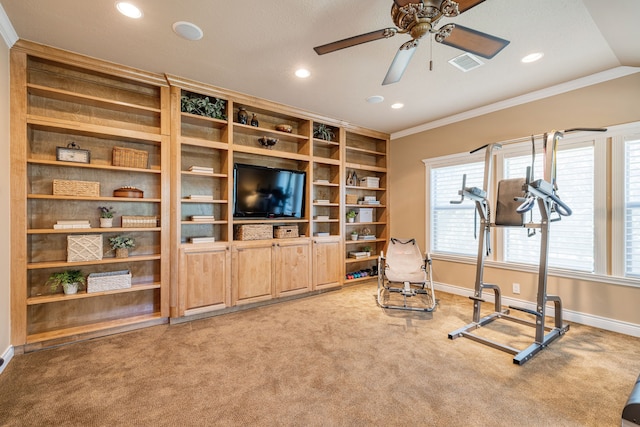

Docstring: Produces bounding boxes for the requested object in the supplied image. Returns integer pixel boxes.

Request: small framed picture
[56,142,91,164]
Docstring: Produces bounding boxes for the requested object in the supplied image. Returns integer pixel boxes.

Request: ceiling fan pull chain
[429,34,433,71]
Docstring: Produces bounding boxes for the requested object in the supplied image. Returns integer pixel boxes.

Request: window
[502,143,595,272]
[426,156,484,256]
[624,136,640,277]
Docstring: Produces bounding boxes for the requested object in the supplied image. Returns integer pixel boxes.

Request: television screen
[233,163,306,218]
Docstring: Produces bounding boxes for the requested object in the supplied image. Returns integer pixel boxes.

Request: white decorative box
[67,234,103,262]
[359,177,380,188]
[87,270,132,293]
[358,208,374,223]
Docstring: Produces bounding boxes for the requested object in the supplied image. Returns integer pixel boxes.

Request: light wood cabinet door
[274,238,312,297]
[313,237,342,289]
[232,241,274,305]
[179,244,230,315]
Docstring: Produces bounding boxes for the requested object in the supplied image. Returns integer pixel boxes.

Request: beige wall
[390,72,640,327]
[0,37,11,359]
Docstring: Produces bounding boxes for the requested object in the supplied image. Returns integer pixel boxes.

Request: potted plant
[350,230,359,241]
[98,206,115,228]
[109,235,135,258]
[180,92,227,120]
[362,245,372,257]
[313,123,335,141]
[47,270,85,295]
[346,210,357,223]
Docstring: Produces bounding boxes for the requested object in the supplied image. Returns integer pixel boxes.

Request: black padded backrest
[623,374,640,424]
[495,178,526,226]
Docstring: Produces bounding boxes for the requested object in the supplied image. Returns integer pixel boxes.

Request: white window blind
[503,145,594,272]
[625,137,640,277]
[430,161,484,256]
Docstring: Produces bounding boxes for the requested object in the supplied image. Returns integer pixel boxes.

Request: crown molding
[391,66,640,140]
[0,3,18,48]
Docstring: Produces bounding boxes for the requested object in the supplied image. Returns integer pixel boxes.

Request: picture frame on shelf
[56,142,91,164]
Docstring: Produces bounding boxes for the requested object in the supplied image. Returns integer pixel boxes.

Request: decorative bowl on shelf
[275,124,293,133]
[258,137,278,149]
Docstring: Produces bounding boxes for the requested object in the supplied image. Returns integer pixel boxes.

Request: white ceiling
[2,0,639,136]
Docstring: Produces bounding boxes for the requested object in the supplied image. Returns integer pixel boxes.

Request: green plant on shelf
[313,123,335,141]
[98,206,115,218]
[180,92,227,120]
[109,235,135,250]
[346,210,357,219]
[47,270,85,293]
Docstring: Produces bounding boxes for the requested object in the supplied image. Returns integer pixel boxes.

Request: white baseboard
[0,345,14,375]
[435,282,640,338]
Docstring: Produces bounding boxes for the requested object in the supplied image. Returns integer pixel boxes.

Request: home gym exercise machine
[447,128,604,365]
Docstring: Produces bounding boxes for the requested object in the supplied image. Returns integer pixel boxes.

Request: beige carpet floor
[1,283,639,426]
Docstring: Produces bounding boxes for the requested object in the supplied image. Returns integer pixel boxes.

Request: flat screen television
[233,163,306,218]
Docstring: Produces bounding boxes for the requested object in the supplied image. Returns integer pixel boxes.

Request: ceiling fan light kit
[314,0,510,85]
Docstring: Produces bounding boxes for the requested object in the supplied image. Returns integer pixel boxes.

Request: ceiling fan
[313,0,510,85]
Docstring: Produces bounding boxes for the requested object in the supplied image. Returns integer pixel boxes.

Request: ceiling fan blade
[382,40,418,85]
[314,28,396,55]
[456,0,488,13]
[438,24,509,59]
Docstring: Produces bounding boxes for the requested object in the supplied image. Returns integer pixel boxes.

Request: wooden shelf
[26,313,165,345]
[180,136,229,150]
[28,158,161,174]
[312,157,340,166]
[181,199,228,204]
[313,138,340,146]
[345,145,386,156]
[345,204,386,209]
[28,84,161,115]
[345,238,385,245]
[27,254,162,270]
[181,220,228,225]
[234,122,309,142]
[27,282,162,305]
[344,162,386,173]
[346,255,378,264]
[28,194,162,202]
[181,112,228,128]
[28,227,161,234]
[232,144,310,162]
[27,115,163,142]
[181,171,227,178]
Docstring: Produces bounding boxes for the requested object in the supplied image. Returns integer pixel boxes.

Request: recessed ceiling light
[522,52,544,63]
[172,21,203,41]
[366,95,384,104]
[295,68,311,78]
[116,2,142,19]
[391,103,404,109]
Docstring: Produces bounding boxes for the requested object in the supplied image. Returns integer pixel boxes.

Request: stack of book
[188,166,214,174]
[314,215,330,221]
[53,220,91,229]
[190,215,215,222]
[190,236,216,244]
[349,251,369,259]
[188,195,214,201]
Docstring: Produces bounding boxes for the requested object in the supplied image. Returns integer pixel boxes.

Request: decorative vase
[347,217,355,223]
[115,248,129,258]
[63,282,79,295]
[250,113,259,127]
[237,107,248,124]
[100,217,113,228]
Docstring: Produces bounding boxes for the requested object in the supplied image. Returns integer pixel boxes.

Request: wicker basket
[345,194,358,204]
[53,179,100,197]
[112,146,149,169]
[274,226,298,239]
[235,224,273,241]
[67,234,103,262]
[87,270,132,293]
[121,215,158,228]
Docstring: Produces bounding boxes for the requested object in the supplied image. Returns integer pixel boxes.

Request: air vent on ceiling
[448,52,484,72]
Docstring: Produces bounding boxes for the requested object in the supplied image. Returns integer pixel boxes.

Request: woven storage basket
[345,194,358,204]
[274,226,298,239]
[112,146,149,169]
[67,234,103,262]
[122,215,158,228]
[87,270,132,293]
[53,179,100,197]
[235,224,273,241]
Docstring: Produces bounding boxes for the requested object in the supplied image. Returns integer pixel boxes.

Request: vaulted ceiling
[2,0,639,135]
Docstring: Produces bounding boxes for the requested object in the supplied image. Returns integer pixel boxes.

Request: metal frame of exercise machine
[447,129,588,365]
